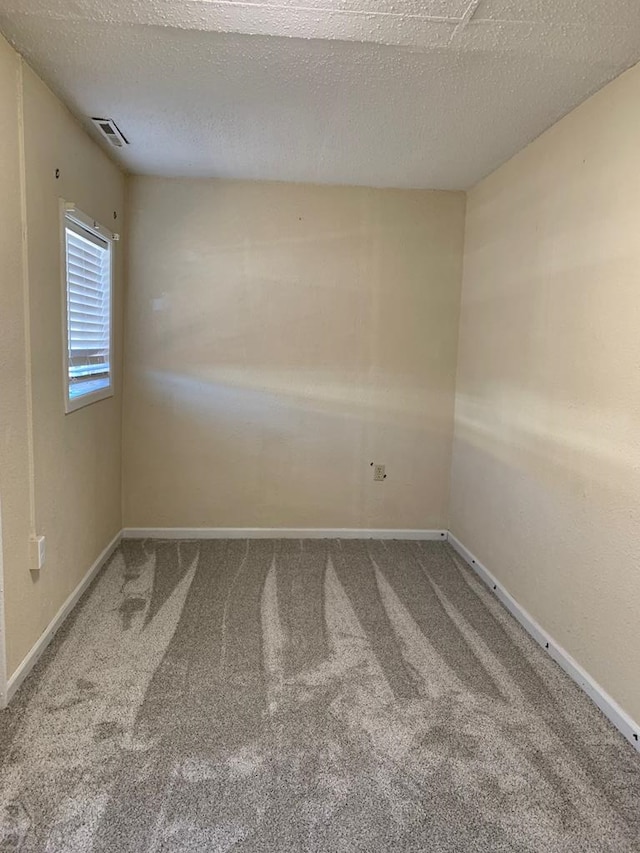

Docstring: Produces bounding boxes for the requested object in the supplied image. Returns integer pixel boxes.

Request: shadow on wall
[454,240,640,505]
[146,367,449,428]
[453,389,640,503]
[125,366,452,528]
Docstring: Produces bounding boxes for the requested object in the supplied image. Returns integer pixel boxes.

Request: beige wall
[450,63,640,722]
[0,35,31,687]
[123,178,465,529]
[0,35,126,680]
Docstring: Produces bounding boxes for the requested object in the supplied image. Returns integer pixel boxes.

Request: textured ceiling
[1,0,639,188]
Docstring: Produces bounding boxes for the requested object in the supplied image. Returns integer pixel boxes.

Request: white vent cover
[91,117,128,148]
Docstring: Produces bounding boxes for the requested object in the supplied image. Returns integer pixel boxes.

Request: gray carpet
[0,539,638,852]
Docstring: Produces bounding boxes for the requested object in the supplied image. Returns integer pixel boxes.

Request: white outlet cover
[31,535,46,570]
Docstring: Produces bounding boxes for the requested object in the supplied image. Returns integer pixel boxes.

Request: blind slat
[68,300,105,311]
[68,271,106,285]
[67,261,105,277]
[69,310,109,322]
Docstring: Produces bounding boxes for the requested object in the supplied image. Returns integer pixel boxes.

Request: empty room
[0,0,639,850]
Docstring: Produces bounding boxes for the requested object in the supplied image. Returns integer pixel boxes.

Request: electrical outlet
[30,535,46,570]
[373,464,386,482]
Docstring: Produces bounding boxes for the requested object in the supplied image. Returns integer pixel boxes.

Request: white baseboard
[447,531,640,755]
[122,527,448,541]
[3,530,122,707]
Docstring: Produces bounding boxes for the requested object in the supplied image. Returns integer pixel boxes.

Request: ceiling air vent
[91,117,129,148]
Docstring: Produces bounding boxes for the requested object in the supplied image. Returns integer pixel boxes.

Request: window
[62,207,115,412]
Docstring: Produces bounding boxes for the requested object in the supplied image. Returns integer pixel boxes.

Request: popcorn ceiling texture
[0,539,639,851]
[1,1,639,187]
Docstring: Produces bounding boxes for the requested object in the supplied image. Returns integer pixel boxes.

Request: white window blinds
[64,217,112,404]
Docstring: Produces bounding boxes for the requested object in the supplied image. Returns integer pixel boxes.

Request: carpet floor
[0,539,638,852]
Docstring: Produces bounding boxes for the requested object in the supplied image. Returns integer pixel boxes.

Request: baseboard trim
[447,531,640,754]
[3,530,122,707]
[122,527,448,541]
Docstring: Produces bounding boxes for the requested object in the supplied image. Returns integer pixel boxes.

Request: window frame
[60,200,118,414]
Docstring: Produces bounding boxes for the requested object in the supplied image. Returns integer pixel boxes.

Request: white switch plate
[30,535,46,570]
[373,464,386,481]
